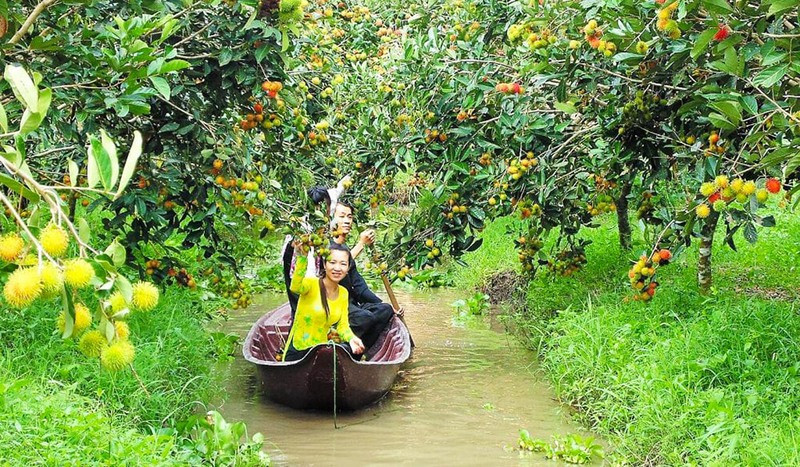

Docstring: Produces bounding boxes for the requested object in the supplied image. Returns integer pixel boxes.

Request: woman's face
[325,249,350,283]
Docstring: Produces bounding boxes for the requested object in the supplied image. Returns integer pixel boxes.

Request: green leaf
[160,59,191,74]
[768,0,799,16]
[219,48,233,66]
[752,64,788,88]
[709,101,741,127]
[149,76,171,100]
[740,96,758,116]
[702,0,733,13]
[4,64,38,110]
[78,218,91,244]
[60,286,75,339]
[115,131,143,199]
[99,130,119,190]
[743,222,757,244]
[68,159,78,187]
[19,109,44,136]
[0,101,7,133]
[104,240,126,268]
[0,173,40,202]
[691,28,717,60]
[88,135,113,190]
[708,112,737,130]
[116,275,133,303]
[554,102,577,114]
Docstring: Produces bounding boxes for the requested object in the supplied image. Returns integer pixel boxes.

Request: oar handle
[381,274,400,311]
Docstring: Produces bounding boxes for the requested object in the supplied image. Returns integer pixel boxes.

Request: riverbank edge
[449,212,800,465]
[0,284,268,464]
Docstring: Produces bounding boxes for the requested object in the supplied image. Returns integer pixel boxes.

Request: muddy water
[214,289,586,466]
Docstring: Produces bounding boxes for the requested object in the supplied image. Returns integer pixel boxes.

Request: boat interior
[245,304,410,365]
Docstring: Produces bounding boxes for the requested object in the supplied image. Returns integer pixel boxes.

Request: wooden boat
[242,303,412,410]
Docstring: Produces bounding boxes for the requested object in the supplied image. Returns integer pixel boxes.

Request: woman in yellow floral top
[283,242,365,361]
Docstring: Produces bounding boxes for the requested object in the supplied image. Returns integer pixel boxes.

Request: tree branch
[9,0,60,45]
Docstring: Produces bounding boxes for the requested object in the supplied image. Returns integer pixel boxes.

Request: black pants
[348,302,394,349]
[282,243,299,317]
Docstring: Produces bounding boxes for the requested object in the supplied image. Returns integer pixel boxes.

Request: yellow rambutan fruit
[39,261,64,296]
[114,320,130,340]
[695,203,711,219]
[730,178,744,194]
[0,233,25,262]
[100,340,135,371]
[131,281,159,312]
[74,303,92,332]
[741,181,756,196]
[699,182,716,197]
[714,175,729,189]
[109,291,128,314]
[39,224,69,257]
[64,258,95,288]
[59,303,92,334]
[3,267,43,308]
[78,330,108,357]
[656,18,670,31]
[756,188,769,203]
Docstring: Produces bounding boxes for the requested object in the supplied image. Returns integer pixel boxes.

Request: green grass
[456,209,800,464]
[0,286,216,428]
[0,373,176,465]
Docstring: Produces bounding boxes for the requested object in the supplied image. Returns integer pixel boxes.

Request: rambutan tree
[0,64,159,371]
[0,0,310,290]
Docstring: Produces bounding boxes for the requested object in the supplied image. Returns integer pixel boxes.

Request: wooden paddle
[381,273,415,348]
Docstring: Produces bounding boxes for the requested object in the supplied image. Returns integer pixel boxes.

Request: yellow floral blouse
[283,256,354,359]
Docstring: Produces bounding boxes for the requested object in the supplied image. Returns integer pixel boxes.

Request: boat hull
[243,303,411,410]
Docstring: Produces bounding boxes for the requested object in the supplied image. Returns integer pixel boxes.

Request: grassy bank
[0,285,265,464]
[454,210,800,464]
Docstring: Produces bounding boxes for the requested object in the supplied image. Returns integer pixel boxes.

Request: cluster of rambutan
[516,234,544,273]
[495,82,524,95]
[587,193,616,216]
[581,20,616,56]
[703,131,726,156]
[1,224,81,308]
[694,176,781,219]
[628,248,671,301]
[507,152,538,181]
[0,223,160,371]
[548,247,587,277]
[423,128,448,143]
[75,281,160,372]
[656,2,681,39]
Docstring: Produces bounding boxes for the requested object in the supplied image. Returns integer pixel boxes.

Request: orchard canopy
[0,0,798,365]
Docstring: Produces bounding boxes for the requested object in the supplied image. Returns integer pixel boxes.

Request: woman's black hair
[307,186,330,204]
[317,242,352,318]
[307,186,331,215]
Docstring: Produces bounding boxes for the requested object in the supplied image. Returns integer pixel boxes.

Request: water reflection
[213,289,587,466]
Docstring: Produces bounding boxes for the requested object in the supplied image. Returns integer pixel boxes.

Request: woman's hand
[293,240,309,255]
[394,306,405,318]
[349,336,365,355]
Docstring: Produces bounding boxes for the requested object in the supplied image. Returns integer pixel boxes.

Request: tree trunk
[68,193,77,224]
[615,181,632,250]
[698,211,720,294]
